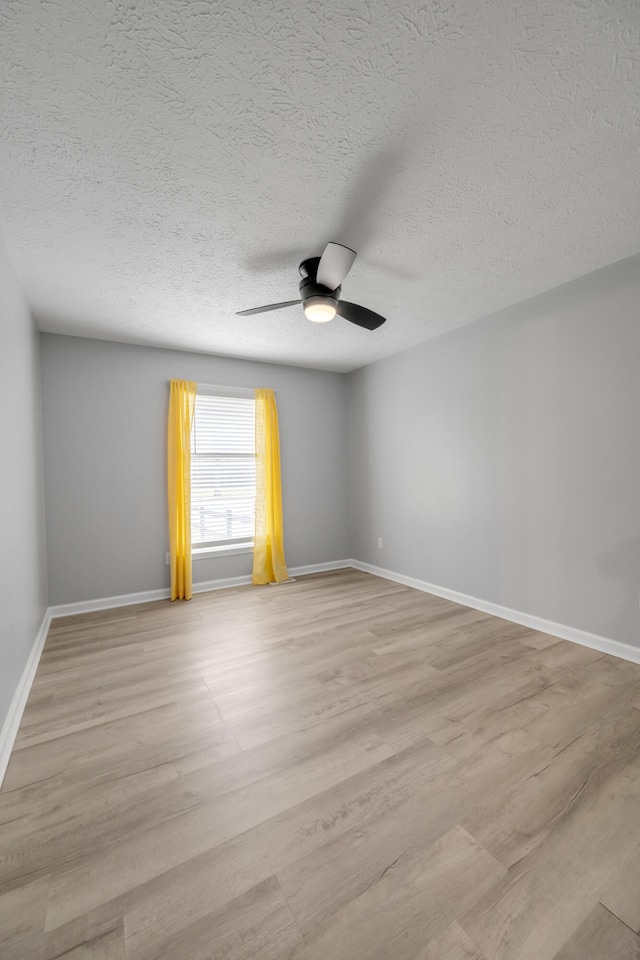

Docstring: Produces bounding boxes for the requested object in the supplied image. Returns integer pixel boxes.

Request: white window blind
[191,392,256,548]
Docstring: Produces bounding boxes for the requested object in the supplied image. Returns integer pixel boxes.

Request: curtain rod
[165,379,275,393]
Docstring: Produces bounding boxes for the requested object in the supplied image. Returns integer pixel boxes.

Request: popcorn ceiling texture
[1,0,639,372]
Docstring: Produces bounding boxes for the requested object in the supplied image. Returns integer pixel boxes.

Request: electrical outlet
[378,537,383,548]
[165,552,170,565]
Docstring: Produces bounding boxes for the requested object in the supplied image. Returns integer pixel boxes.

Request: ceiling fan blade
[336,300,386,331]
[316,242,357,290]
[236,300,301,317]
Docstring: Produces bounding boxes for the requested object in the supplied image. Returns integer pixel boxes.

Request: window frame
[190,384,256,560]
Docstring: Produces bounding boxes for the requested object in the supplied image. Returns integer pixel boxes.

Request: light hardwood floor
[2,568,640,959]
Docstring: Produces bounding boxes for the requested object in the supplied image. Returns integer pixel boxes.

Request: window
[190,388,255,553]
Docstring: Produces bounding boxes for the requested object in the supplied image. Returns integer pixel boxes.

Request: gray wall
[0,238,48,732]
[348,255,640,648]
[41,335,349,605]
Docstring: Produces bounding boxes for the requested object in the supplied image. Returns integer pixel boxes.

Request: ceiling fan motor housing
[298,257,340,308]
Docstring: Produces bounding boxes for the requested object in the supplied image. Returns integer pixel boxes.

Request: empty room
[2,1,640,958]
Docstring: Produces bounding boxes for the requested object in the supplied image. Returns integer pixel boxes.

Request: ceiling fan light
[304,297,337,323]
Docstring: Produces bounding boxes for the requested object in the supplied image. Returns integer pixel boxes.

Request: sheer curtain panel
[167,379,197,600]
[252,388,289,584]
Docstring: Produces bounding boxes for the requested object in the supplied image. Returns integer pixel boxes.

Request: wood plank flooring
[2,568,640,959]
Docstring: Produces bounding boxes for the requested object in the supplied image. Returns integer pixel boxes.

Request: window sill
[192,543,254,560]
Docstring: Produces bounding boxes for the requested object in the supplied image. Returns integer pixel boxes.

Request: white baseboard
[47,587,171,618]
[46,560,354,620]
[45,557,640,670]
[5,559,638,790]
[288,559,353,577]
[350,559,640,666]
[0,609,51,788]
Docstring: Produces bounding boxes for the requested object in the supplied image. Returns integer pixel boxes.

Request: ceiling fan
[236,242,386,330]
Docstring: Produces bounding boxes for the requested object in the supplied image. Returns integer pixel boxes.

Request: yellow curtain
[167,379,197,600]
[252,388,289,584]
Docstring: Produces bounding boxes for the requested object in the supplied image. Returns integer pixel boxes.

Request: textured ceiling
[1,0,639,373]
